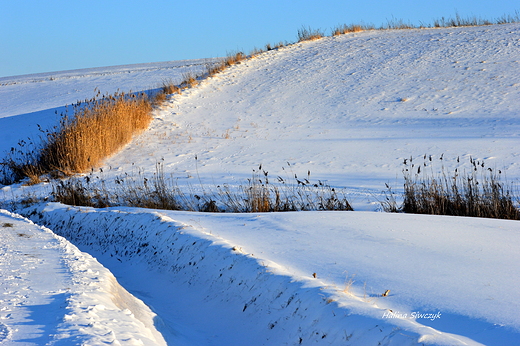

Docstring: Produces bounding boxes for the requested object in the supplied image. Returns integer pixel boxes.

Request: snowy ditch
[16,202,501,345]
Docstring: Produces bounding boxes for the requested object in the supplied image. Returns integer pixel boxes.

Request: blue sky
[1,0,518,77]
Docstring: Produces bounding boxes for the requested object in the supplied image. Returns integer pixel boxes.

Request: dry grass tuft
[383,155,520,220]
[297,26,324,42]
[265,42,286,51]
[332,24,370,36]
[342,273,356,295]
[42,92,152,174]
[180,72,198,89]
[224,51,246,67]
[433,12,495,28]
[382,18,415,30]
[1,91,153,183]
[161,79,181,95]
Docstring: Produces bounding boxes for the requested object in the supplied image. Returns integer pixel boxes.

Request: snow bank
[0,209,166,345]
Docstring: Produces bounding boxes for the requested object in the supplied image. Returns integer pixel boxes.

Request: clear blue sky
[1,0,518,77]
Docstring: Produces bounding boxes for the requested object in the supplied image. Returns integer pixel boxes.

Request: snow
[1,23,520,345]
[19,202,519,345]
[0,209,166,345]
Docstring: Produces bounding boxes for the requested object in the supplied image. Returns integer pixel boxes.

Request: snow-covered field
[1,24,520,345]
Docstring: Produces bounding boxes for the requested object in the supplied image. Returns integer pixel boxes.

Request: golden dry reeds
[50,162,354,213]
[40,92,152,175]
[331,24,368,36]
[160,79,181,95]
[1,91,153,183]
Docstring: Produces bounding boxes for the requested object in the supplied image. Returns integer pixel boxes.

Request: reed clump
[383,155,519,220]
[1,91,153,184]
[332,24,371,36]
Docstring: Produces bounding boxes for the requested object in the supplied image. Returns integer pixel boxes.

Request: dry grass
[224,51,246,67]
[342,273,356,295]
[232,165,353,212]
[43,92,152,173]
[160,79,181,95]
[265,42,285,51]
[332,24,371,36]
[433,12,496,28]
[331,11,519,37]
[382,155,520,220]
[381,18,415,30]
[297,26,324,42]
[1,91,153,184]
[203,52,247,78]
[153,52,248,101]
[50,162,353,213]
[180,72,198,89]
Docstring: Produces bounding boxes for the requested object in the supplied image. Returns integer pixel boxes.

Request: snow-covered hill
[1,23,520,345]
[100,23,520,204]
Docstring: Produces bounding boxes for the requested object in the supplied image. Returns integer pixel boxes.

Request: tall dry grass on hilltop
[332,23,373,36]
[331,12,520,37]
[297,26,325,42]
[433,11,520,27]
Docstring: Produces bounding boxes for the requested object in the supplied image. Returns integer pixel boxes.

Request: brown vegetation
[297,26,325,42]
[2,91,153,184]
[51,162,353,213]
[382,155,520,220]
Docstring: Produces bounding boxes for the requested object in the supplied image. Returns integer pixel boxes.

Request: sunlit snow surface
[1,24,520,345]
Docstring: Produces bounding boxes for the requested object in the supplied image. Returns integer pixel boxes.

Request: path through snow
[0,209,166,345]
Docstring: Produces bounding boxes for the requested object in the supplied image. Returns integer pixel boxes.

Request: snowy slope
[99,24,520,207]
[1,23,520,345]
